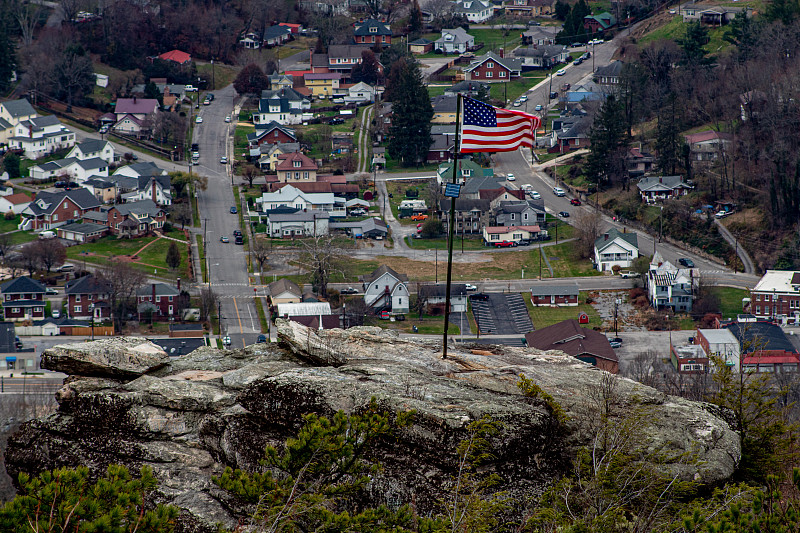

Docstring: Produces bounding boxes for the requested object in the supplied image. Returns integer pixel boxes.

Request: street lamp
[614,298,621,336]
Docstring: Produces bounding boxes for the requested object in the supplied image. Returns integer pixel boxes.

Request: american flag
[459,97,540,153]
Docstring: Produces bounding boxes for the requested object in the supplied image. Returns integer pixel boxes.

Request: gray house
[495,200,546,227]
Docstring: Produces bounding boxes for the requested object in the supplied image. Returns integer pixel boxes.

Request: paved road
[192,86,262,349]
[715,218,755,274]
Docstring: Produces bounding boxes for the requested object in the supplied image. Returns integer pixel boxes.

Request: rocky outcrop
[4,320,741,532]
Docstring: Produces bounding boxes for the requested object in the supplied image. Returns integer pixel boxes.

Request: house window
[510,214,515,220]
[11,307,19,313]
[88,295,92,301]
[523,213,528,221]
[487,62,494,68]
[75,295,81,302]
[490,234,499,240]
[168,305,173,314]
[293,160,301,167]
[63,202,69,208]
[486,71,493,78]
[53,214,58,221]
[169,296,173,302]
[755,306,760,314]
[303,172,309,179]
[35,307,42,313]
[462,169,471,177]
[74,306,81,313]
[369,26,378,33]
[499,71,506,78]
[285,172,291,179]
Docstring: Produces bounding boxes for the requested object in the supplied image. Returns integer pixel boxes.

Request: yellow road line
[232,297,243,334]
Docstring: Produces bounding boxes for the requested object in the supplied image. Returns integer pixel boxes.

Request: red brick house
[525,319,619,373]
[247,121,296,147]
[65,275,113,319]
[136,281,183,320]
[530,283,579,306]
[20,188,102,231]
[105,200,167,237]
[464,52,523,82]
[1,276,46,321]
[353,19,392,47]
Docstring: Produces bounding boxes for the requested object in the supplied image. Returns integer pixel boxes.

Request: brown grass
[358,250,538,282]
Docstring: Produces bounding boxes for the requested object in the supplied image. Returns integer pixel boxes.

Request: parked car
[256,334,267,343]
[225,116,231,123]
[534,104,543,111]
[570,198,582,206]
[329,118,345,125]
[234,235,244,245]
[528,190,541,199]
[494,240,515,247]
[715,210,730,218]
[195,116,203,123]
[54,181,67,188]
[549,91,558,99]
[57,263,74,272]
[465,283,478,291]
[341,287,359,294]
[553,187,566,196]
[573,58,583,65]
[230,206,237,214]
[206,93,215,101]
[223,336,231,346]
[411,214,428,221]
[220,236,229,243]
[608,337,623,345]
[519,95,528,102]
[349,208,367,216]
[609,339,622,349]
[191,143,199,151]
[678,258,695,268]
[51,310,60,319]
[46,288,58,295]
[556,68,566,76]
[619,271,638,279]
[589,38,603,45]
[471,293,490,301]
[220,156,227,164]
[233,230,242,237]
[203,99,211,105]
[507,173,516,181]
[184,85,198,92]
[98,125,109,134]
[558,211,570,218]
[513,100,522,107]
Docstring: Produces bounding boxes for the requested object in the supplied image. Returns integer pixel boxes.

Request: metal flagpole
[442,94,463,360]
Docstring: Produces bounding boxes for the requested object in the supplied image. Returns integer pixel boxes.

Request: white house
[267,209,330,238]
[647,252,698,313]
[253,88,312,126]
[344,82,376,104]
[482,225,542,245]
[276,302,332,317]
[67,139,115,165]
[593,228,639,272]
[257,184,345,217]
[0,193,31,215]
[434,28,475,54]
[360,265,410,315]
[0,99,37,146]
[8,115,76,159]
[418,283,469,313]
[121,175,172,206]
[29,157,109,182]
[696,328,741,370]
[113,161,168,179]
[453,0,494,23]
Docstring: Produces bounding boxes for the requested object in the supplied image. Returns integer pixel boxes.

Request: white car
[519,95,528,102]
[715,210,730,218]
[553,187,566,196]
[195,116,203,124]
[223,336,231,346]
[225,116,231,123]
[465,283,478,291]
[556,68,566,76]
[590,38,603,45]
[184,85,198,92]
[51,310,61,318]
[507,173,516,181]
[528,190,541,199]
[512,100,522,107]
[220,156,227,164]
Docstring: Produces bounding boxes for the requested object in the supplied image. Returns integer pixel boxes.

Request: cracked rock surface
[5,320,740,532]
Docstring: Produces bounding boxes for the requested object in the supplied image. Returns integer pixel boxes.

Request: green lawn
[0,215,21,234]
[543,242,602,278]
[386,179,436,225]
[66,231,190,280]
[709,287,749,319]
[469,28,521,54]
[524,291,602,329]
[196,62,239,91]
[8,231,36,245]
[490,74,547,105]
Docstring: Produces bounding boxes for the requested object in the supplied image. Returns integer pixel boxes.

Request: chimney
[152,179,157,202]
[498,48,504,58]
[176,277,181,291]
[152,283,156,303]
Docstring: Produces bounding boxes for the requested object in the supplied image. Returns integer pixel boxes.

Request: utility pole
[659,206,663,242]
[539,240,542,279]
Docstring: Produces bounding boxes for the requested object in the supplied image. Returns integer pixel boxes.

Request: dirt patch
[370,251,533,282]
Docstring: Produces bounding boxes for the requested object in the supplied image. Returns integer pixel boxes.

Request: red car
[570,198,582,206]
[494,240,515,248]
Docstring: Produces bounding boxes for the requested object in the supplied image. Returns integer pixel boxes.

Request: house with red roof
[276,152,318,182]
[684,130,733,162]
[157,50,191,65]
[0,193,31,215]
[279,23,302,34]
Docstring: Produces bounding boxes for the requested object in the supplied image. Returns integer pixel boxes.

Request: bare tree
[144,112,187,146]
[32,238,66,273]
[14,0,43,47]
[97,261,146,332]
[425,0,454,20]
[199,286,217,322]
[170,203,192,230]
[251,238,270,272]
[0,232,12,261]
[242,164,259,188]
[574,211,603,259]
[59,0,81,25]
[296,235,347,298]
[19,241,41,276]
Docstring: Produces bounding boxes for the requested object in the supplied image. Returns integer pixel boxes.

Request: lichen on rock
[4,320,741,532]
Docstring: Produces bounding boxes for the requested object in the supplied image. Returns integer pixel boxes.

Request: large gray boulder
[5,320,740,532]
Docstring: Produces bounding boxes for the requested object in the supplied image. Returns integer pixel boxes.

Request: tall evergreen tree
[656,92,681,175]
[678,22,712,67]
[387,61,433,167]
[586,94,627,188]
[408,0,423,37]
[0,10,17,93]
[166,241,181,271]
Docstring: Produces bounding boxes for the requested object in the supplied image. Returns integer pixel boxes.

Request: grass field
[386,179,436,225]
[66,231,190,280]
[709,287,749,319]
[196,62,239,91]
[543,242,602,278]
[0,215,21,234]
[524,291,602,329]
[469,28,521,54]
[407,235,487,250]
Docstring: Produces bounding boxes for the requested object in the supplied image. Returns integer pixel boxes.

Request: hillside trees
[233,63,269,95]
[586,94,628,188]
[556,0,590,44]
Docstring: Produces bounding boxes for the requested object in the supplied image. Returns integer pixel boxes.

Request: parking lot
[612,330,694,373]
[470,293,533,336]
